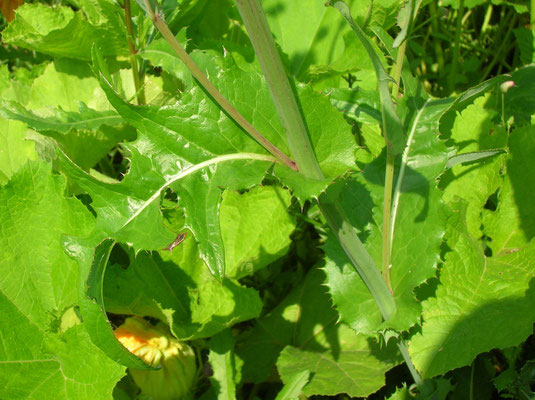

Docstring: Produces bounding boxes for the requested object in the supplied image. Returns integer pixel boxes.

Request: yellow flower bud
[114,317,197,400]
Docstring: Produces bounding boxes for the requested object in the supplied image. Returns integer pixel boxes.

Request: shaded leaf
[236,267,401,397]
[275,370,310,400]
[103,232,262,340]
[208,329,241,400]
[409,202,535,378]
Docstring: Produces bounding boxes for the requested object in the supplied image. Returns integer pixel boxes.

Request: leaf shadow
[418,277,535,379]
[235,267,344,383]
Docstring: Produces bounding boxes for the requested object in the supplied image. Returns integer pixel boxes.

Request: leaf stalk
[141,0,297,171]
[124,0,146,105]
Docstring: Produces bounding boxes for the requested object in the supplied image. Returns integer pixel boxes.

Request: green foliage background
[0,0,534,399]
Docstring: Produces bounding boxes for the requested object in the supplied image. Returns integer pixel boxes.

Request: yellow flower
[114,317,197,400]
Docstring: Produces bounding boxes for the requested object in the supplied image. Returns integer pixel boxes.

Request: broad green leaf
[0,118,36,185]
[514,28,535,65]
[236,267,401,397]
[0,59,133,170]
[324,98,452,333]
[27,60,111,111]
[262,0,402,82]
[2,1,128,60]
[483,125,535,254]
[89,48,355,274]
[0,160,125,398]
[439,76,507,137]
[0,100,122,133]
[275,370,310,400]
[102,231,262,340]
[65,238,152,369]
[220,186,295,279]
[58,149,178,252]
[409,202,535,378]
[208,329,241,400]
[504,65,535,126]
[441,94,508,239]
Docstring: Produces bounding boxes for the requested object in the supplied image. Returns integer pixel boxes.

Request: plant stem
[235,0,397,316]
[124,0,146,105]
[481,13,517,81]
[531,0,535,32]
[320,201,397,318]
[235,0,323,179]
[141,0,297,172]
[391,40,406,100]
[479,4,493,40]
[448,0,464,95]
[382,154,394,289]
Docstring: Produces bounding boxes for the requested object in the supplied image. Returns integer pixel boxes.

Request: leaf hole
[484,189,499,211]
[109,244,130,270]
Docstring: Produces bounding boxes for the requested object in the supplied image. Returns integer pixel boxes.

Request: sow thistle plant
[0,0,534,398]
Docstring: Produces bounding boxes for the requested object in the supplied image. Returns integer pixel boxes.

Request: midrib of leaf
[388,98,431,246]
[120,153,277,228]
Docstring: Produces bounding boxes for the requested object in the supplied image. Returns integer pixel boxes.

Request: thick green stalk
[381,155,394,290]
[235,0,397,319]
[320,201,396,318]
[141,0,297,171]
[124,0,146,105]
[235,0,323,179]
[382,42,407,286]
[531,0,535,31]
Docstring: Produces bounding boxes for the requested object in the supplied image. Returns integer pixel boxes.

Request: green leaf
[445,148,507,169]
[0,100,123,133]
[262,0,402,82]
[208,329,241,400]
[102,232,262,340]
[393,0,422,48]
[275,370,310,400]
[0,59,133,170]
[58,149,178,253]
[514,28,535,65]
[88,48,355,274]
[72,238,152,369]
[330,0,405,156]
[483,125,535,254]
[220,186,295,279]
[0,160,125,398]
[439,76,507,137]
[0,118,37,185]
[324,98,452,333]
[236,267,401,397]
[329,87,382,125]
[2,1,128,60]
[504,65,535,126]
[409,202,535,378]
[441,94,508,239]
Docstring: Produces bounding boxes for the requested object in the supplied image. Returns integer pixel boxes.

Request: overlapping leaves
[0,161,125,399]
